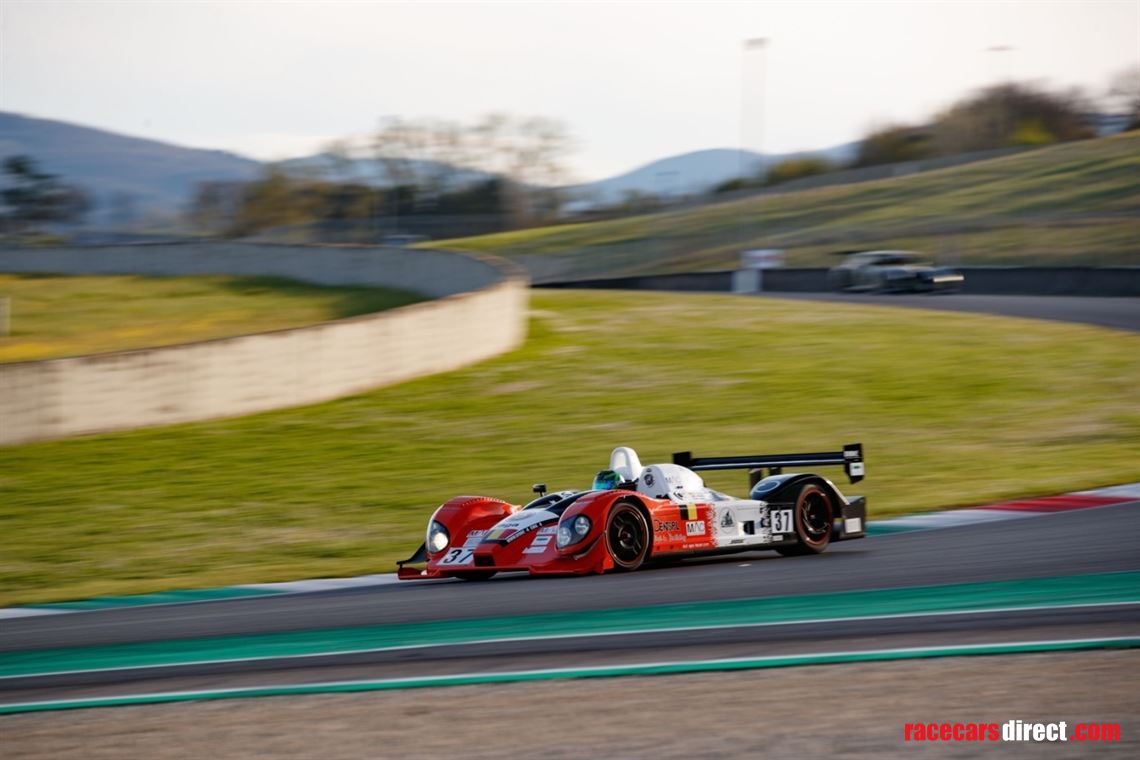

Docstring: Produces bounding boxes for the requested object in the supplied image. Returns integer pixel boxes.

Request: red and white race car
[397,444,867,580]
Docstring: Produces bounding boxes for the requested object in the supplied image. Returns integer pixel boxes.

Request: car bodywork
[396,443,867,580]
[828,250,964,293]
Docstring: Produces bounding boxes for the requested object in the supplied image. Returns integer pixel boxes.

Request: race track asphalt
[2,502,1136,656]
[755,293,1140,332]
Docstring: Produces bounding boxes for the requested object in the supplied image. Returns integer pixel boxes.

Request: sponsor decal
[685,520,706,536]
[485,510,555,544]
[720,511,735,528]
[643,472,655,487]
[654,519,679,533]
[503,521,544,544]
[846,517,862,533]
[462,530,488,548]
[522,531,554,554]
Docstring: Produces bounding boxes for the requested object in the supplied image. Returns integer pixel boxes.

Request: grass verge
[1,290,1137,605]
[0,274,425,363]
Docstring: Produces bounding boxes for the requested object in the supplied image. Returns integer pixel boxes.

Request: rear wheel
[605,502,649,571]
[776,483,834,556]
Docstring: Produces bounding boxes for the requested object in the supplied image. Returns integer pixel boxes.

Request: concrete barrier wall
[0,244,528,445]
[539,267,1140,297]
[0,243,507,298]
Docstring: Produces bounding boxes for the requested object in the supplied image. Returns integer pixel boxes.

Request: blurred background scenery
[1,0,1138,598]
[1,2,1137,270]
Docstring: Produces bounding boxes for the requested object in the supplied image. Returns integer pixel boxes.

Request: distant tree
[765,156,836,186]
[931,83,1092,154]
[711,177,750,194]
[318,182,377,222]
[372,113,574,227]
[227,167,319,237]
[435,178,506,215]
[319,139,358,182]
[1,155,90,233]
[853,124,934,167]
[187,182,244,236]
[1106,65,1140,130]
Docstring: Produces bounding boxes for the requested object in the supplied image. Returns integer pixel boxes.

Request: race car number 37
[772,509,794,534]
[438,548,474,566]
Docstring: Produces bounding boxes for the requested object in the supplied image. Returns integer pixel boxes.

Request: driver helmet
[592,469,623,491]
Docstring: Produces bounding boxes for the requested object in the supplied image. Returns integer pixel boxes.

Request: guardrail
[537,267,1140,297]
[0,244,528,446]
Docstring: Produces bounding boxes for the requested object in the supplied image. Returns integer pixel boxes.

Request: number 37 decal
[438,548,474,566]
[771,509,794,534]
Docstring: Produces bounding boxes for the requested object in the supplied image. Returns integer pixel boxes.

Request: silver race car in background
[828,250,965,293]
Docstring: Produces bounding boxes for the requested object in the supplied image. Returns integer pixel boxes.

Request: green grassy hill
[434,133,1140,280]
[2,290,1137,605]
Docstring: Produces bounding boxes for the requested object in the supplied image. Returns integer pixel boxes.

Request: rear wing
[673,443,864,484]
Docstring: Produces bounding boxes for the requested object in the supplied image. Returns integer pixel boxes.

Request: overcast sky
[1,1,1137,181]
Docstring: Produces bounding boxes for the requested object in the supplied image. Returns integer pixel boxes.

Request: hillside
[435,133,1140,281]
[0,112,261,223]
[564,143,859,206]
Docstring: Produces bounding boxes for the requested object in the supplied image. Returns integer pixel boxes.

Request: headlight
[557,515,591,548]
[427,520,449,553]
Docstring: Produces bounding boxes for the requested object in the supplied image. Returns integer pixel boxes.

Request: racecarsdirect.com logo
[904,720,1121,743]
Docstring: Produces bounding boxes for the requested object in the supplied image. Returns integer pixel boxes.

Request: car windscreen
[522,491,585,515]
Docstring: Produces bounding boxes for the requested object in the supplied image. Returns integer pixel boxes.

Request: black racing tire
[453,570,497,581]
[775,483,834,557]
[605,501,650,571]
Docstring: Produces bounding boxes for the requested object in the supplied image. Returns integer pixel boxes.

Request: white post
[735,249,784,294]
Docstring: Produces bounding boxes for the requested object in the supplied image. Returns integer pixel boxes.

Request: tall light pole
[985,44,1015,84]
[741,38,769,185]
[738,36,769,275]
[985,45,1016,146]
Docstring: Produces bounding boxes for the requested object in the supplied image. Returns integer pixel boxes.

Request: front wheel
[776,484,834,556]
[605,501,649,571]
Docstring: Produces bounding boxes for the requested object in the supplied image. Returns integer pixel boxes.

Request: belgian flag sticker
[679,504,699,521]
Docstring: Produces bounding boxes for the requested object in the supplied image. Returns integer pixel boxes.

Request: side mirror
[532,483,547,496]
